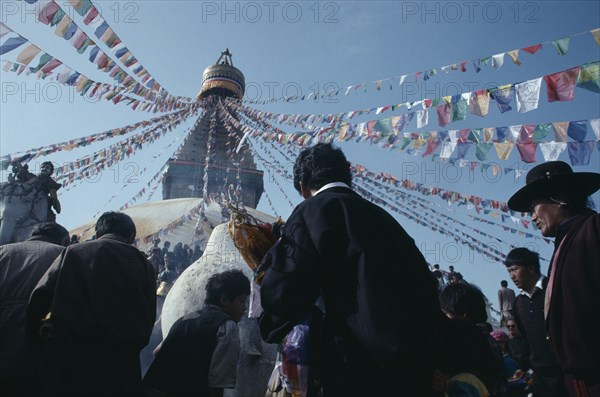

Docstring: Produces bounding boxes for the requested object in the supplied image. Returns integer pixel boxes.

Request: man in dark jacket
[0,222,69,396]
[27,212,156,397]
[504,247,566,396]
[508,161,600,396]
[259,143,441,397]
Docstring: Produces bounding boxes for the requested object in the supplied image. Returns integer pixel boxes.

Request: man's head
[433,264,440,270]
[95,212,136,244]
[163,241,171,249]
[164,252,176,270]
[204,270,250,322]
[508,161,600,237]
[439,282,488,324]
[293,143,351,198]
[504,247,541,292]
[40,161,54,176]
[500,280,508,288]
[506,319,520,338]
[30,222,69,246]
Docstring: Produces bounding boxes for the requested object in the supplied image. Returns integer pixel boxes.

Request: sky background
[1,0,599,307]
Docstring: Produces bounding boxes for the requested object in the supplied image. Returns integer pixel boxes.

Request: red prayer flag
[521,44,542,54]
[544,66,580,102]
[516,142,537,163]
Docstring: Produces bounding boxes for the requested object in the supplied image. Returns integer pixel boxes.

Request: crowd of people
[0,143,598,397]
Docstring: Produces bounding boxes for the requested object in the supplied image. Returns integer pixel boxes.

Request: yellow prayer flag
[16,44,41,66]
[507,50,521,65]
[552,122,568,142]
[55,15,72,37]
[494,142,514,160]
[591,28,600,47]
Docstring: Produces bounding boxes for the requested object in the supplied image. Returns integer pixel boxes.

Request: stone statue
[35,161,62,222]
[0,161,58,245]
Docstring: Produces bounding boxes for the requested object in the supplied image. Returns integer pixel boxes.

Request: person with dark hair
[144,270,250,397]
[508,161,600,396]
[0,222,69,396]
[506,319,529,371]
[259,143,441,397]
[504,247,566,396]
[69,234,80,245]
[432,264,445,290]
[27,212,156,396]
[438,282,506,396]
[498,280,516,327]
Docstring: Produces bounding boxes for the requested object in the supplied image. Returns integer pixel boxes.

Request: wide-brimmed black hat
[508,161,600,212]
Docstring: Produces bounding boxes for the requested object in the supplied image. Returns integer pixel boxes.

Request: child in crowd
[143,270,250,397]
[434,282,507,397]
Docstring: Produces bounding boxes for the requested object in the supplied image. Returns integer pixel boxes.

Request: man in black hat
[508,161,600,396]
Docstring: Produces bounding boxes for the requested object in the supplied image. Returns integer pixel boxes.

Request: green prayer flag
[50,9,66,27]
[551,37,570,55]
[475,143,494,161]
[533,123,552,142]
[468,128,483,143]
[577,61,600,93]
[451,99,467,122]
[31,53,53,72]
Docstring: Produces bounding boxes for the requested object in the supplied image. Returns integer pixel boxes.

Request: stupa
[161,49,264,207]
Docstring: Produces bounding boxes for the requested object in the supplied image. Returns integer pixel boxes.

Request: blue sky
[1,1,599,304]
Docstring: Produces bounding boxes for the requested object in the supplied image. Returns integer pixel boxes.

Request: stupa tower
[162,50,264,207]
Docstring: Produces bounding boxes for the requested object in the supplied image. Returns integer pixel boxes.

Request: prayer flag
[417,109,428,128]
[475,143,494,161]
[16,44,41,66]
[552,122,568,142]
[515,77,542,113]
[533,123,552,142]
[507,50,521,65]
[516,143,537,163]
[38,1,60,25]
[577,61,600,93]
[518,125,536,143]
[41,59,62,74]
[492,53,504,68]
[539,142,567,162]
[30,53,52,72]
[49,8,66,27]
[592,28,600,46]
[551,38,570,55]
[567,142,596,166]
[451,96,467,122]
[544,66,580,102]
[469,90,490,117]
[567,120,587,142]
[0,22,12,39]
[438,142,457,159]
[64,21,78,40]
[455,142,471,159]
[590,119,600,140]
[490,85,514,113]
[0,36,28,55]
[494,142,513,160]
[437,103,451,127]
[521,44,542,54]
[54,14,72,37]
[94,21,109,38]
[423,138,440,157]
[83,6,100,25]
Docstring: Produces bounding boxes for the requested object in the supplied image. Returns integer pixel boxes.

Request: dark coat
[259,186,441,397]
[27,233,157,396]
[546,212,600,384]
[0,236,64,389]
